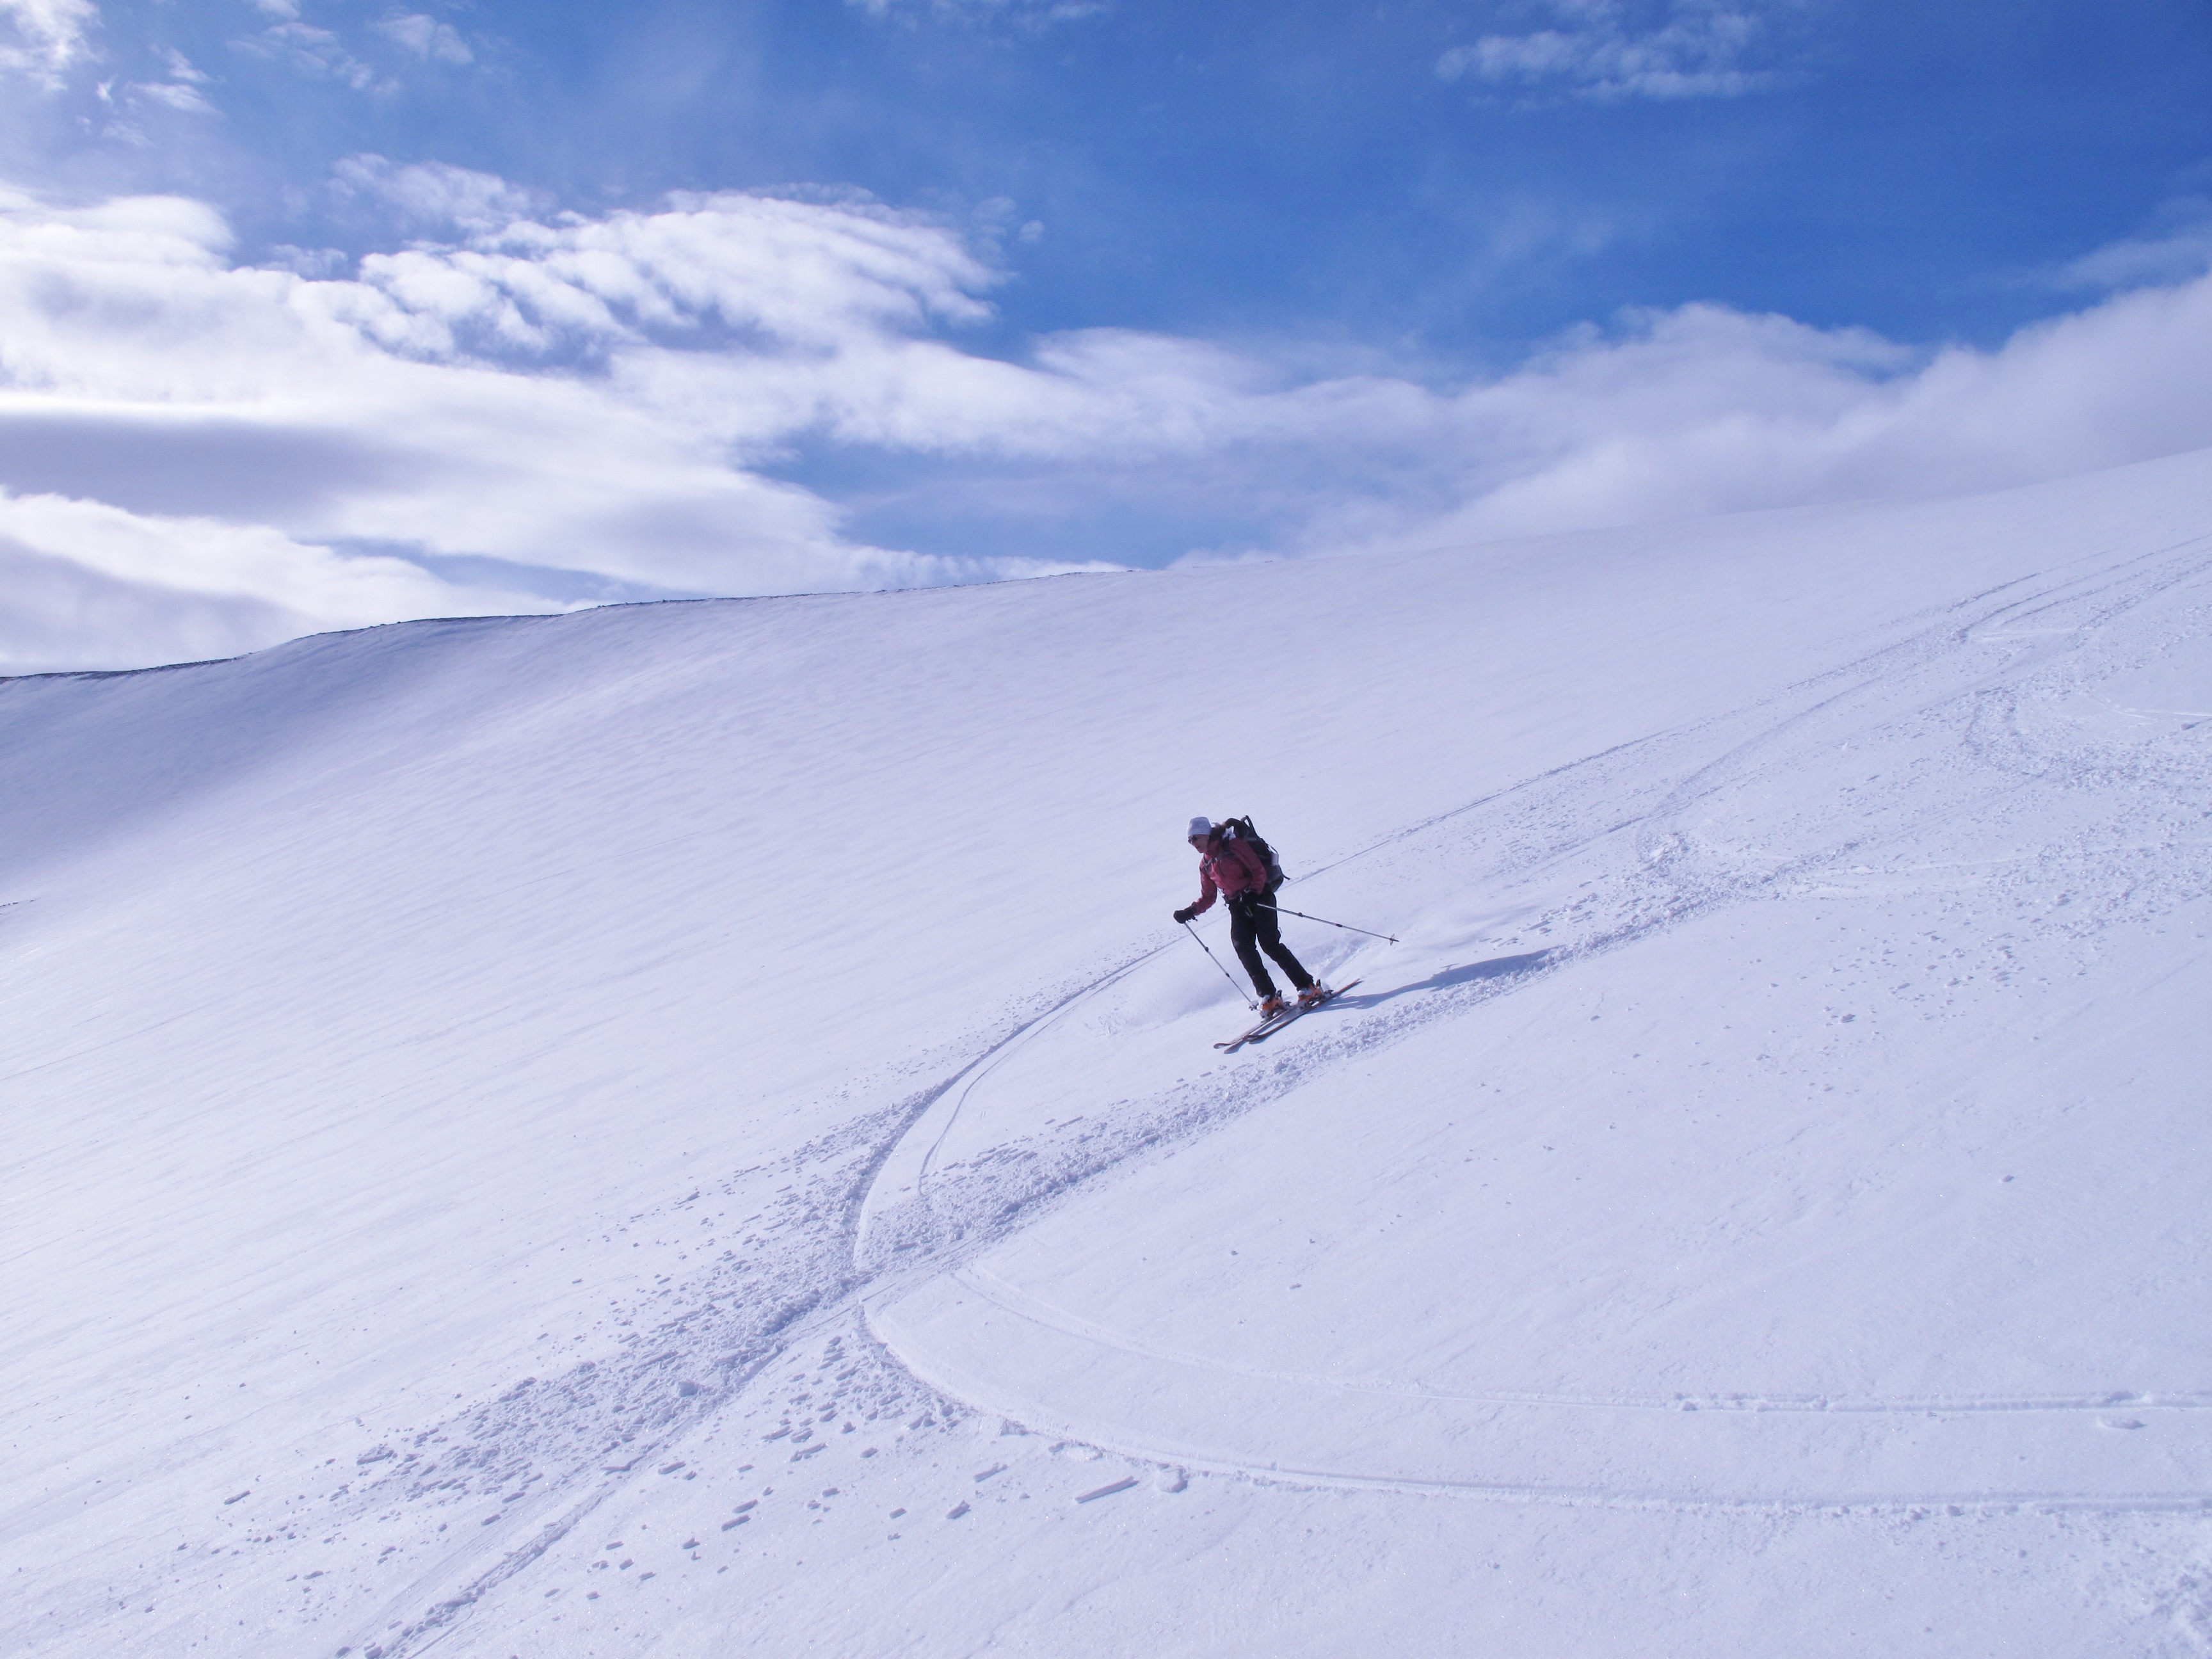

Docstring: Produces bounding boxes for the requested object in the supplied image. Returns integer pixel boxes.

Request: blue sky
[2,1,2209,668]
[50,1,2212,349]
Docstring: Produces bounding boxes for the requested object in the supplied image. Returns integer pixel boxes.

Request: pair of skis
[1215,980,1360,1052]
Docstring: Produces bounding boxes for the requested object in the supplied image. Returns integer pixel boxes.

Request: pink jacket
[1186,834,1270,916]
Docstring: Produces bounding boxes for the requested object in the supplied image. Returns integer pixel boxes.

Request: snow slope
[5,450,2211,1657]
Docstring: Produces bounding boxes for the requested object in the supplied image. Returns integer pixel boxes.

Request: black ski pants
[1229,894,1313,1000]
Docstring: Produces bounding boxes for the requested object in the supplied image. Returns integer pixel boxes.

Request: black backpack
[1217,815,1285,894]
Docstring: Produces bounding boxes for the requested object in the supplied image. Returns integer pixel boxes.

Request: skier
[1174,816,1326,1018]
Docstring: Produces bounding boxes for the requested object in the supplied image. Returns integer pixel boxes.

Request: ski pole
[1182,920,1256,1009]
[1267,905,1399,944]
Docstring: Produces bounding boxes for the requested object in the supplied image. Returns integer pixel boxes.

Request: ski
[1214,980,1360,1052]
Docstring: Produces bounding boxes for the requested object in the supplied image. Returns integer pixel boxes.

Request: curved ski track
[857,536,2212,1514]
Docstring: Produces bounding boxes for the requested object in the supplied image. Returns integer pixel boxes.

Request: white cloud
[2052,197,2212,294]
[846,0,1108,28]
[1438,1,1804,100]
[1,171,2208,674]
[232,19,381,92]
[0,0,97,86]
[1280,282,2212,556]
[131,79,216,114]
[0,181,1087,668]
[372,12,471,65]
[333,155,543,235]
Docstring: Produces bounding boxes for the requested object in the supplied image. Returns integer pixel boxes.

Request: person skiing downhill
[1174,815,1327,1018]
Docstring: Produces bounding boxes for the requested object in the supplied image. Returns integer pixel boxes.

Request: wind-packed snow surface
[6,451,2212,1658]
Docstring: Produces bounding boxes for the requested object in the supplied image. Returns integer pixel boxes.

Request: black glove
[1173,907,1194,924]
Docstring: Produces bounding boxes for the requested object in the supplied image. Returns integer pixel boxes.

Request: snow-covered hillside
[6,450,2211,1658]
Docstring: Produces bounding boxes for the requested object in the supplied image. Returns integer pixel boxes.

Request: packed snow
[5,449,2211,1657]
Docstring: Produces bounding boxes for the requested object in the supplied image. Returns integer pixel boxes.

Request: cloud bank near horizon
[1,164,2208,674]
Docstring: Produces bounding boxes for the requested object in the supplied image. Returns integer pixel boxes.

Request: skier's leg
[1253,902,1315,992]
[1229,902,1279,999]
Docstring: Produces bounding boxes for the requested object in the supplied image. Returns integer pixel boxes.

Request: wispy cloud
[0,0,98,88]
[1438,1,1809,101]
[2050,197,2212,294]
[372,12,471,66]
[158,47,208,84]
[332,155,544,236]
[127,79,216,114]
[231,18,383,93]
[846,0,1109,29]
[115,46,220,117]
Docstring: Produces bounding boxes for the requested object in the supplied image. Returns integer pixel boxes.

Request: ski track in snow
[862,532,2212,1509]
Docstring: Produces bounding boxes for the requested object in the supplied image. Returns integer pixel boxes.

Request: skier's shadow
[1335,950,1550,1009]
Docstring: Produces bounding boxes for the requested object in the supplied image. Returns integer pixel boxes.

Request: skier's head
[1187,815,1214,847]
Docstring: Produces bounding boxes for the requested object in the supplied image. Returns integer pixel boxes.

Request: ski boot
[1297,982,1329,1009]
[1256,993,1290,1018]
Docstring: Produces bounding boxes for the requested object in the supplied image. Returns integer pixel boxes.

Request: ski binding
[1215,980,1360,1052]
